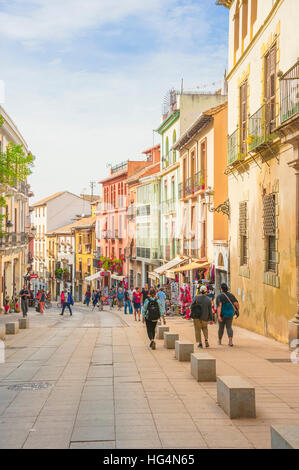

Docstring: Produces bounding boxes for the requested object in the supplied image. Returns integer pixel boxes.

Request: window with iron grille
[264,193,276,272]
[239,202,248,265]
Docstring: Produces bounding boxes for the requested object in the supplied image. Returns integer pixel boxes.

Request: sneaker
[151,341,156,350]
[205,340,210,348]
[198,343,203,348]
[228,342,233,347]
[217,339,221,345]
[150,340,154,348]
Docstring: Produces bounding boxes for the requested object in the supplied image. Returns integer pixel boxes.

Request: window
[234,0,240,59]
[251,0,257,38]
[242,0,248,45]
[240,80,248,156]
[200,140,206,188]
[165,137,169,167]
[264,194,276,272]
[239,202,248,265]
[265,45,277,134]
[173,130,177,163]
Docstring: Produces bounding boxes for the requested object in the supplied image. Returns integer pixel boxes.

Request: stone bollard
[191,353,216,382]
[175,340,194,362]
[271,425,299,449]
[0,326,5,341]
[5,322,19,335]
[217,376,256,419]
[157,325,169,340]
[18,318,29,329]
[164,333,179,349]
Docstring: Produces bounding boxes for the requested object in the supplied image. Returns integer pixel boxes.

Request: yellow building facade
[73,216,96,302]
[219,0,299,342]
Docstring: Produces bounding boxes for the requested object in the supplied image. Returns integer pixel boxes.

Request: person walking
[117,287,124,310]
[132,287,142,321]
[60,291,74,316]
[60,290,65,308]
[92,290,100,310]
[40,289,46,314]
[216,283,239,347]
[156,287,166,316]
[142,288,166,350]
[124,287,133,315]
[84,289,91,306]
[19,285,29,318]
[191,285,213,348]
[108,288,114,310]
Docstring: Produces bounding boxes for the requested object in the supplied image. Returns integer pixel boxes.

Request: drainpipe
[288,148,299,349]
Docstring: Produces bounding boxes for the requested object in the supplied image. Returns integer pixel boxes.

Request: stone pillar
[288,150,299,349]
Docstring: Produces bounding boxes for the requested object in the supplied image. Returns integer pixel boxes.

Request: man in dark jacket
[191,285,213,348]
[60,291,74,316]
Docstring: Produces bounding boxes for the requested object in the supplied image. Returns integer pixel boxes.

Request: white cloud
[0,0,167,43]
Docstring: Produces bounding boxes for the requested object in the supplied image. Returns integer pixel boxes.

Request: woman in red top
[132,287,142,321]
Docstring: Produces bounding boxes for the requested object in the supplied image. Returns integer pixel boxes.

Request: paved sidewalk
[0,304,298,449]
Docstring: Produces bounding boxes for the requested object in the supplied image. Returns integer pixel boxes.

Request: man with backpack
[191,285,213,348]
[142,288,166,350]
[216,283,239,347]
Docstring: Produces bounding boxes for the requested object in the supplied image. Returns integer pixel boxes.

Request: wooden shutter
[240,81,248,155]
[263,194,276,236]
[265,45,277,133]
[239,202,247,236]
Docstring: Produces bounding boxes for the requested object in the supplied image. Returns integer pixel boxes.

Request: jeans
[218,316,233,339]
[124,300,133,314]
[193,319,208,343]
[21,299,28,316]
[61,302,72,315]
[145,319,157,341]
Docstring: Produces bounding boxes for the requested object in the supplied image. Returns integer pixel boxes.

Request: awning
[84,271,103,282]
[111,274,125,281]
[170,261,211,274]
[154,256,187,275]
[149,272,160,280]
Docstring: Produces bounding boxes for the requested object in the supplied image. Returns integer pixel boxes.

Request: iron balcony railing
[0,232,28,249]
[248,104,277,153]
[136,247,151,259]
[111,161,128,174]
[279,60,299,124]
[182,171,205,197]
[228,128,239,165]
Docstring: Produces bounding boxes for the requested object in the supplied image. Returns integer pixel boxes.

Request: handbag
[223,293,239,318]
[190,297,202,319]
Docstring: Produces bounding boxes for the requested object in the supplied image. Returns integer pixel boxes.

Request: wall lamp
[204,187,230,217]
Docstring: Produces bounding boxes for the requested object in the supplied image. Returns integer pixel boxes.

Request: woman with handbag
[216,283,239,347]
[190,285,213,348]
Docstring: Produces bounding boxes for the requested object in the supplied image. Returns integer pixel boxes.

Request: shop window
[239,202,248,266]
[264,194,276,272]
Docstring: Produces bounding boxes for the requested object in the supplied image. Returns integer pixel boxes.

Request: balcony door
[240,80,248,156]
[265,45,277,134]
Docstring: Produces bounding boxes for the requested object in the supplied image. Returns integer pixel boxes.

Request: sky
[0,0,229,202]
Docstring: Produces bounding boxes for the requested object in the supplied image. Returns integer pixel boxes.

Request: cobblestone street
[0,305,298,449]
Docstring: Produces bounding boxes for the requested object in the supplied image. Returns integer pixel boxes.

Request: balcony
[136,247,151,259]
[111,161,128,174]
[0,232,28,250]
[248,104,277,153]
[162,199,176,214]
[279,60,299,125]
[179,171,205,198]
[227,128,240,165]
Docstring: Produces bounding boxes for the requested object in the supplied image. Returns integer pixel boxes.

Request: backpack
[147,298,160,321]
[190,297,202,319]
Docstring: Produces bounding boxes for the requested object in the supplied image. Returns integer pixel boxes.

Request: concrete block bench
[191,353,216,382]
[5,322,19,335]
[157,325,169,340]
[217,376,256,419]
[0,326,5,341]
[175,340,194,362]
[271,425,299,449]
[18,318,29,329]
[164,333,179,349]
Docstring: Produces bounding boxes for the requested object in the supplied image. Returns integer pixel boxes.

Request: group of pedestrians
[190,283,239,348]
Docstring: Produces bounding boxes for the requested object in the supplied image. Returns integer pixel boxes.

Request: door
[240,80,248,156]
[265,45,277,134]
